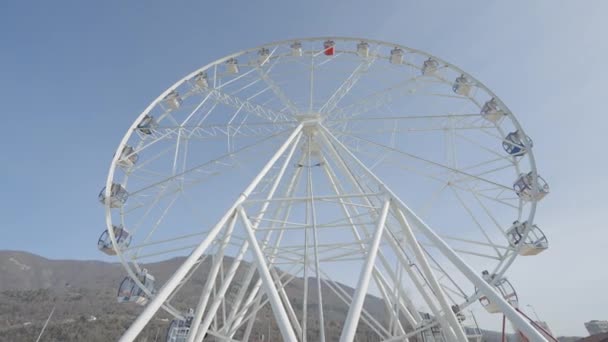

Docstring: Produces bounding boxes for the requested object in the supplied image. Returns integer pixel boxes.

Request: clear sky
[1,0,607,337]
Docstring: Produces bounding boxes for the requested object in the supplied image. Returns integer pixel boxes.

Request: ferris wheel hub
[295,112,322,123]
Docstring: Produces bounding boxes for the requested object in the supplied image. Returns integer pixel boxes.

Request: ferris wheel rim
[101,36,543,324]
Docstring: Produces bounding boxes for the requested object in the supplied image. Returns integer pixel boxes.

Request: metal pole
[118,124,303,342]
[340,199,390,342]
[238,207,298,342]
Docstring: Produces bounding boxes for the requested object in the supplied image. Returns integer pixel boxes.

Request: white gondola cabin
[479,271,518,314]
[166,309,194,342]
[98,183,128,208]
[389,47,404,64]
[257,48,270,65]
[453,74,472,96]
[290,41,303,57]
[506,221,548,256]
[422,58,439,76]
[193,72,208,90]
[137,114,157,135]
[323,40,335,56]
[117,145,138,169]
[163,90,182,111]
[480,98,505,123]
[513,172,550,201]
[117,270,155,305]
[357,41,370,58]
[97,225,131,255]
[503,131,532,156]
[226,58,239,74]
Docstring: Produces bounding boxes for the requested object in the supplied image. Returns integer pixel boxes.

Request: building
[586,320,608,336]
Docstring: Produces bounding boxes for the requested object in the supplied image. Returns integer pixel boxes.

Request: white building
[585,320,608,336]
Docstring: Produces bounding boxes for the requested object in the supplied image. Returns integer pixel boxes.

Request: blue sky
[1,0,607,336]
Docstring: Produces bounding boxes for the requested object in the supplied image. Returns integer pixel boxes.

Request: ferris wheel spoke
[127,128,291,197]
[456,156,514,174]
[421,243,502,261]
[451,163,514,186]
[256,48,299,114]
[325,75,434,122]
[335,129,513,192]
[205,87,290,123]
[450,186,507,258]
[335,137,521,216]
[330,113,483,123]
[467,185,511,234]
[455,131,515,163]
[215,66,259,90]
[331,123,495,135]
[319,53,377,114]
[129,243,201,261]
[152,121,297,141]
[132,194,180,257]
[121,231,210,254]
[439,234,511,252]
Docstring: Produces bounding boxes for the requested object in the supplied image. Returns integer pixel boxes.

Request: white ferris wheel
[98,37,551,342]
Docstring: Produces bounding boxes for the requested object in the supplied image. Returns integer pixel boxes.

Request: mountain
[0,251,582,342]
[0,250,385,341]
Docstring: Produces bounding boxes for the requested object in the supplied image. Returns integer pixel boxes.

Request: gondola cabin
[137,114,157,135]
[422,58,439,76]
[117,145,138,169]
[323,40,335,56]
[226,58,239,74]
[506,221,548,256]
[479,271,518,314]
[513,172,550,202]
[98,183,128,208]
[503,131,532,156]
[453,75,472,96]
[389,47,404,64]
[258,48,270,66]
[357,41,370,58]
[290,41,303,57]
[193,72,208,90]
[163,91,182,111]
[97,225,131,255]
[117,270,155,305]
[480,98,505,123]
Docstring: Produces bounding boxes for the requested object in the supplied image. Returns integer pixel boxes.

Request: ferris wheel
[98,37,551,342]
